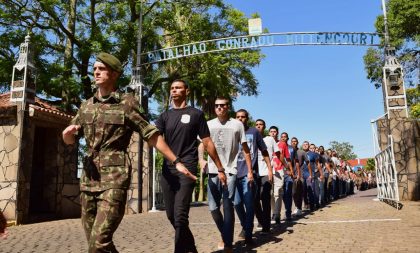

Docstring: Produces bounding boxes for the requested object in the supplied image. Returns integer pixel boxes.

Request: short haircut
[281,132,288,138]
[215,96,230,104]
[291,137,298,142]
[236,109,248,118]
[269,126,278,132]
[171,79,188,88]
[255,119,266,126]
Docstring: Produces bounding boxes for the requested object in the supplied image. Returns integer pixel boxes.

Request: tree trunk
[62,0,77,112]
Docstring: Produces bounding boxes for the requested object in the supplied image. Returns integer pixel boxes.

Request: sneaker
[217,241,224,250]
[293,209,302,216]
[256,223,263,231]
[238,229,246,239]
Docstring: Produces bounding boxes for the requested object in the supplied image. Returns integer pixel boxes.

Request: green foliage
[365,158,376,172]
[155,150,164,172]
[363,0,420,89]
[363,48,383,88]
[0,1,263,114]
[406,86,420,118]
[328,141,357,161]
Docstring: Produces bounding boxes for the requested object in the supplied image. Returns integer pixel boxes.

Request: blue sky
[149,1,387,158]
[222,0,386,158]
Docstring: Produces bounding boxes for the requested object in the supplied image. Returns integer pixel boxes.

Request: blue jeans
[234,175,255,240]
[303,176,315,210]
[283,176,293,219]
[313,173,320,206]
[207,173,236,247]
[319,176,324,205]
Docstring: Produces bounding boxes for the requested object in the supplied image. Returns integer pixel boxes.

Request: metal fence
[154,171,165,209]
[374,135,401,209]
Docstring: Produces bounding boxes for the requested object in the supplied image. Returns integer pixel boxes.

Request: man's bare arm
[148,132,197,181]
[242,143,253,181]
[262,150,273,183]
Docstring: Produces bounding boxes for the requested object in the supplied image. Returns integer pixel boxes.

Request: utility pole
[129,1,145,213]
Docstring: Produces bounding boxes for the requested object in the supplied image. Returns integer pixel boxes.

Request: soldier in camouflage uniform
[62,52,196,253]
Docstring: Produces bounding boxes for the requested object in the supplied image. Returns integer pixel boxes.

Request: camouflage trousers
[81,189,127,253]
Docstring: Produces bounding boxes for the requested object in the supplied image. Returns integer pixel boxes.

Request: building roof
[0,92,11,107]
[347,158,369,167]
[0,92,74,121]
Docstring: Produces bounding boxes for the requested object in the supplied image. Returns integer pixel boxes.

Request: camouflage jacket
[71,90,158,192]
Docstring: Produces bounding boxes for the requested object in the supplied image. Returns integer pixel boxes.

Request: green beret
[96,52,122,73]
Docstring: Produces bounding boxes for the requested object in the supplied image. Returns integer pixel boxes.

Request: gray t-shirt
[320,154,332,174]
[207,118,247,174]
[258,136,279,176]
[296,149,309,176]
[237,127,267,178]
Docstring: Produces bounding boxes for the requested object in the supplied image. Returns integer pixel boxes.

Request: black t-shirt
[155,106,210,173]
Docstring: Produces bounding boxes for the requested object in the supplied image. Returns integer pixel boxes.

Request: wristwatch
[170,157,182,166]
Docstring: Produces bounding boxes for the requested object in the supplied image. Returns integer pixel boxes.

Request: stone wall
[16,111,35,224]
[0,123,20,221]
[127,133,140,214]
[56,132,79,219]
[126,133,151,214]
[391,119,420,201]
[377,118,420,201]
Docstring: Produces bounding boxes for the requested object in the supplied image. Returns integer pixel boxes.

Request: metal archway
[142,32,380,65]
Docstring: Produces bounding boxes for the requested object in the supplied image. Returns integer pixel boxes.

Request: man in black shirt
[155,79,225,253]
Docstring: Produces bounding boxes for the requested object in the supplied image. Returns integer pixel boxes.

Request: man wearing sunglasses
[199,97,251,253]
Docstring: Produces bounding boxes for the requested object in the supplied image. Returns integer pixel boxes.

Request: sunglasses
[215,104,227,108]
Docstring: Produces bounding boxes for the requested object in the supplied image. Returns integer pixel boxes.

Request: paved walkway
[2,188,420,252]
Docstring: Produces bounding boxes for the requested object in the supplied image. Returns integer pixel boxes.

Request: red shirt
[276,141,290,171]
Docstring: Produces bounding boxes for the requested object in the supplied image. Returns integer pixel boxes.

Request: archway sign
[142,32,380,65]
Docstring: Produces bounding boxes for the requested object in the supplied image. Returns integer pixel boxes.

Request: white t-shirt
[331,156,340,179]
[258,136,280,176]
[207,117,247,174]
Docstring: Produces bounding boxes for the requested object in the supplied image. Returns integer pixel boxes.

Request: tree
[0,1,263,114]
[365,158,376,172]
[0,1,139,110]
[328,141,357,161]
[406,86,420,118]
[363,0,419,117]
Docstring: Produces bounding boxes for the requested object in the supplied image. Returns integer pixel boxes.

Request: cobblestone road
[2,188,420,253]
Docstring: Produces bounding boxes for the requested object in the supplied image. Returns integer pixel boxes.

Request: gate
[371,116,401,209]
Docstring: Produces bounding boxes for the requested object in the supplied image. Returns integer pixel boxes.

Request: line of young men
[262,127,357,218]
[196,101,359,253]
[61,52,358,253]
